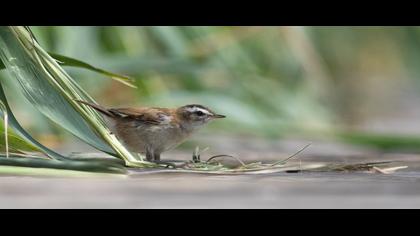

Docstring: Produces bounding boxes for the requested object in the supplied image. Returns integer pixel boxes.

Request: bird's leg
[151,153,178,168]
[153,161,177,168]
[153,153,161,161]
[146,150,154,162]
[146,151,174,168]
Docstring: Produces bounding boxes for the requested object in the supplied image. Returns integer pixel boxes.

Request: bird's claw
[152,161,178,169]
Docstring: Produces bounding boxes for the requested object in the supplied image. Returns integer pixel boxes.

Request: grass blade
[0,26,148,166]
[0,154,127,174]
[0,83,66,160]
[0,27,114,154]
[0,51,136,88]
[49,52,137,88]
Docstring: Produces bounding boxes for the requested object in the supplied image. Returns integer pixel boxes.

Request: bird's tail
[75,100,115,117]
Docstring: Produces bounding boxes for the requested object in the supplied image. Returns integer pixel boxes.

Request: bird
[76,100,225,163]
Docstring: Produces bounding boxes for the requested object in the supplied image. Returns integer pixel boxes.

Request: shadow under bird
[76,100,225,164]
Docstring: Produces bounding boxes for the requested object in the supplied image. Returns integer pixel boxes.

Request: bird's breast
[109,118,193,153]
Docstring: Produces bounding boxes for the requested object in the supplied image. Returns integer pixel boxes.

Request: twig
[193,146,209,161]
[270,143,312,166]
[372,166,408,174]
[206,155,246,167]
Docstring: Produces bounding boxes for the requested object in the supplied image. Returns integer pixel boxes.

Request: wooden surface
[1,137,420,208]
[1,170,420,208]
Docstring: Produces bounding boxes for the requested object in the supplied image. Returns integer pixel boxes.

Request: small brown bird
[77,100,225,163]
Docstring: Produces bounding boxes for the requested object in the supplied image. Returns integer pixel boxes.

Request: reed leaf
[0,27,112,153]
[0,26,148,167]
[0,83,66,160]
[1,83,129,173]
[0,51,136,88]
[0,165,126,177]
[0,92,128,173]
[49,52,136,88]
[0,124,40,154]
[0,154,127,174]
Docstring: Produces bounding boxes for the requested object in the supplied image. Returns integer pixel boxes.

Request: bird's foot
[152,160,190,169]
[152,160,178,169]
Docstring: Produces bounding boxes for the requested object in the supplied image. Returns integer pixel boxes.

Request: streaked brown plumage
[76,100,225,161]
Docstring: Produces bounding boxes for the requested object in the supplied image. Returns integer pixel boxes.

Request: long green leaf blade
[0,26,150,167]
[0,26,114,154]
[0,83,68,160]
[49,52,137,88]
[0,52,136,88]
[0,154,127,174]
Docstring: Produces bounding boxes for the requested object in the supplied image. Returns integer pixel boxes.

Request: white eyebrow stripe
[187,106,212,115]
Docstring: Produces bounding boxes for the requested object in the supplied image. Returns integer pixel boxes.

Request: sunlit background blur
[3,26,420,154]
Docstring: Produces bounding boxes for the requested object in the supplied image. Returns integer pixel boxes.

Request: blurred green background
[3,26,420,151]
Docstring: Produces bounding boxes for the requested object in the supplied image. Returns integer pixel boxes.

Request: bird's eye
[195,111,205,116]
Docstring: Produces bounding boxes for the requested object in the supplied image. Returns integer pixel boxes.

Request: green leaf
[1,82,128,174]
[0,83,67,160]
[0,27,115,155]
[0,155,127,174]
[0,165,126,177]
[0,97,39,154]
[0,127,40,154]
[0,26,147,167]
[0,51,136,88]
[1,86,128,173]
[49,52,137,88]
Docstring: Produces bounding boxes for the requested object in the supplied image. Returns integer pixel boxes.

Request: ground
[0,136,419,208]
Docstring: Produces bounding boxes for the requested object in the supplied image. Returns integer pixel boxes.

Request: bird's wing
[108,107,172,125]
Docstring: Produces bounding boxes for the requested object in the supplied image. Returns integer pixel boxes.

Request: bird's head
[176,104,225,127]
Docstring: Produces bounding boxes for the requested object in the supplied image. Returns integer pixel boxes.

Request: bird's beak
[212,114,226,119]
